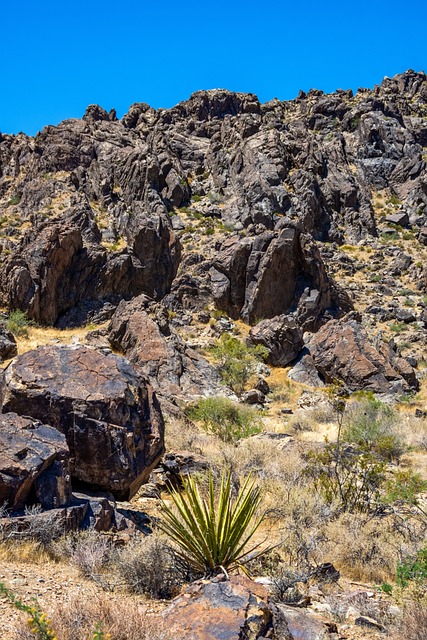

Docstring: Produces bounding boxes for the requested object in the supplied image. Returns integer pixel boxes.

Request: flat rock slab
[0,412,71,510]
[163,575,272,640]
[0,345,164,500]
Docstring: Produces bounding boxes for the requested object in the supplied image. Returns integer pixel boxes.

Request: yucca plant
[159,471,266,575]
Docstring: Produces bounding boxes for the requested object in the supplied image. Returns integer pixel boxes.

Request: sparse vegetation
[3,309,32,337]
[186,396,262,442]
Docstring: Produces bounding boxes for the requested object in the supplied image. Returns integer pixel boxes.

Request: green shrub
[3,309,32,337]
[159,471,266,575]
[186,396,262,443]
[343,397,404,462]
[305,442,387,513]
[396,547,427,588]
[209,332,268,395]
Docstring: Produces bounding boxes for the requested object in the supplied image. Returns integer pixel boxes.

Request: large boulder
[107,295,225,402]
[0,345,164,500]
[210,228,351,328]
[247,315,304,366]
[163,575,274,640]
[0,412,71,511]
[0,326,17,361]
[307,315,419,394]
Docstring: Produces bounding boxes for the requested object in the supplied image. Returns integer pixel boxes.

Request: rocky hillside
[1,69,427,640]
[0,69,426,400]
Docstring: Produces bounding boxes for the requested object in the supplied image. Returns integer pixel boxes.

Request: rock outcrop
[107,295,225,402]
[0,412,71,511]
[247,314,304,366]
[0,345,164,500]
[306,315,419,394]
[210,228,352,327]
[0,326,17,361]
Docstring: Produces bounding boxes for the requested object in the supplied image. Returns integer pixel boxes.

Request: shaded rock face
[0,345,164,500]
[307,315,419,394]
[163,575,273,640]
[210,228,351,327]
[247,314,304,366]
[0,326,17,361]
[0,217,180,326]
[0,412,71,511]
[107,294,224,402]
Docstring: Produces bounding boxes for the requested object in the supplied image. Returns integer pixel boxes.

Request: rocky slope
[0,69,426,400]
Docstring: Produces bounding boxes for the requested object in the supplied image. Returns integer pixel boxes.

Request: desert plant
[396,546,427,588]
[0,581,111,640]
[159,471,266,575]
[186,396,262,443]
[3,309,32,337]
[114,535,182,598]
[208,333,268,395]
[343,396,403,462]
[391,600,427,640]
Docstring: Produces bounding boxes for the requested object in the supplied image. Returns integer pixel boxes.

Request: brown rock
[163,575,273,640]
[307,315,419,393]
[248,315,303,366]
[0,412,71,511]
[0,345,164,500]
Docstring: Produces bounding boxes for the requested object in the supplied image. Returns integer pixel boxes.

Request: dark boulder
[0,326,18,361]
[247,315,304,367]
[0,345,164,500]
[107,295,224,402]
[0,412,71,511]
[307,315,419,393]
[210,228,351,328]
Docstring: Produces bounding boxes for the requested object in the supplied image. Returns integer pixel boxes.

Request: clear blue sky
[1,0,426,136]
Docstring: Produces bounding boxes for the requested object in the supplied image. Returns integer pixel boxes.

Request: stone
[242,389,266,405]
[385,211,409,226]
[306,315,419,393]
[355,615,385,631]
[0,344,164,500]
[247,315,304,367]
[273,603,335,639]
[0,326,17,361]
[0,412,71,511]
[107,294,225,402]
[163,575,273,640]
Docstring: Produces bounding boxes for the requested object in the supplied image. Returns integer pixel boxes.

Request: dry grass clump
[113,534,183,599]
[53,530,115,580]
[322,512,415,583]
[12,592,172,640]
[390,600,427,640]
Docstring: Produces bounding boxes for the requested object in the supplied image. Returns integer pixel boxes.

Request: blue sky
[1,0,426,136]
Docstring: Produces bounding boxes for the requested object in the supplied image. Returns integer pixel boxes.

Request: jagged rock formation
[0,412,71,510]
[0,345,164,500]
[247,315,304,366]
[0,69,426,396]
[105,294,225,402]
[305,314,419,394]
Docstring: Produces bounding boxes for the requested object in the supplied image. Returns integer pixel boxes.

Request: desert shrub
[391,601,427,640]
[114,535,182,599]
[208,333,268,395]
[343,396,404,462]
[3,309,32,337]
[7,587,173,640]
[159,470,266,575]
[0,506,66,550]
[396,546,427,588]
[58,530,114,580]
[383,470,427,515]
[186,396,262,443]
[305,441,387,513]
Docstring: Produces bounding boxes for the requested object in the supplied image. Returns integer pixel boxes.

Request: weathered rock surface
[210,228,352,327]
[107,294,225,401]
[247,315,304,366]
[273,603,336,640]
[0,326,17,361]
[163,575,274,640]
[0,412,71,511]
[306,314,419,393]
[0,345,164,500]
